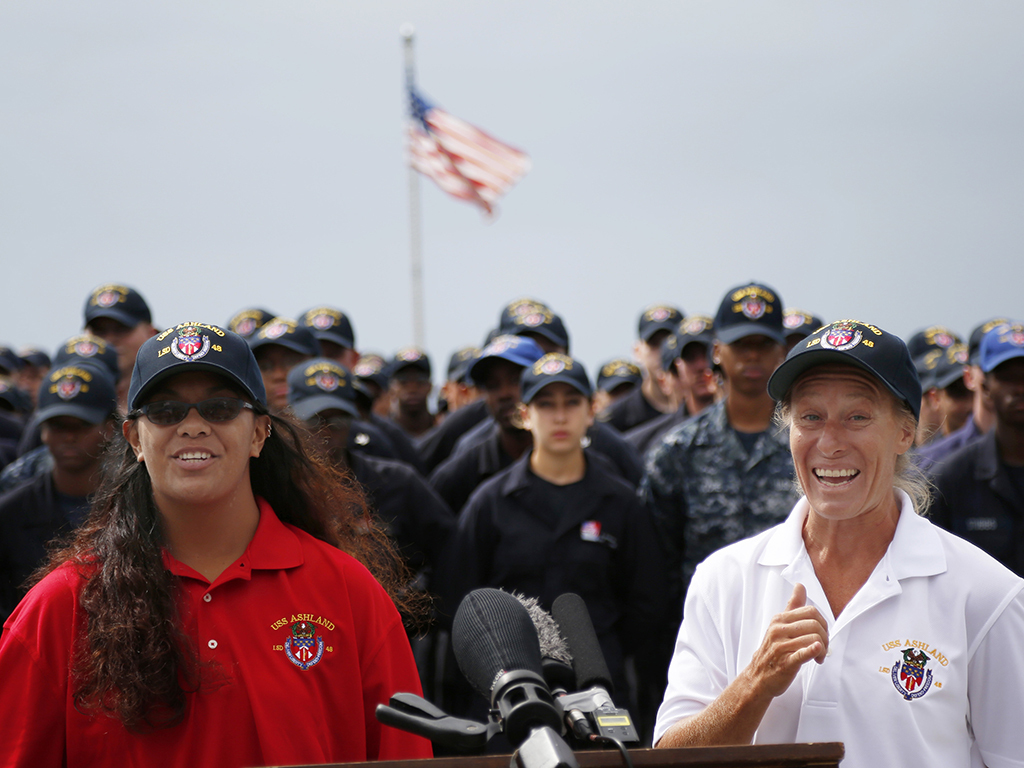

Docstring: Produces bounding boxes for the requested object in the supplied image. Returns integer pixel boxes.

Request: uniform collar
[163,497,305,583]
[759,490,947,582]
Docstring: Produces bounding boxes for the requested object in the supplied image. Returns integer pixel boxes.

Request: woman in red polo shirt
[0,322,431,768]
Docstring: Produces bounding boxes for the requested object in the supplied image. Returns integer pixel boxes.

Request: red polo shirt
[0,499,432,767]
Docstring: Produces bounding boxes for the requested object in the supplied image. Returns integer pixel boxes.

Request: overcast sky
[2,1,1021,378]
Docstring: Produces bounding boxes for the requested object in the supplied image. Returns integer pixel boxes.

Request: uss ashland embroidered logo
[271,614,336,671]
[879,639,946,700]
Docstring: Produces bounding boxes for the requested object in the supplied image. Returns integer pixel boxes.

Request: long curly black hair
[33,409,417,733]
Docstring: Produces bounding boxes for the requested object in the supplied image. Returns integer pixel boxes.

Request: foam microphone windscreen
[452,588,546,699]
[551,593,614,692]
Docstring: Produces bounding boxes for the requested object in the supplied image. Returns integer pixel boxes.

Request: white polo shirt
[655,491,1024,768]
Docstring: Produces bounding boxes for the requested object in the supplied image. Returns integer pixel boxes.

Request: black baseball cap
[782,309,824,340]
[388,347,431,378]
[638,305,684,342]
[83,284,152,329]
[768,319,922,421]
[597,359,642,393]
[52,334,120,379]
[906,326,961,360]
[301,307,356,350]
[521,353,593,404]
[128,322,267,411]
[34,362,117,426]
[714,282,785,346]
[248,318,322,358]
[228,308,275,339]
[287,359,360,420]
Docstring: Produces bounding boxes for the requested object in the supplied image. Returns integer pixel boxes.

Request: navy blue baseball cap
[933,343,970,389]
[980,323,1024,373]
[228,307,274,339]
[287,358,360,420]
[714,282,785,346]
[34,362,117,426]
[521,353,593,404]
[52,334,120,379]
[84,284,152,329]
[914,351,942,392]
[498,298,570,351]
[468,335,545,384]
[664,315,715,371]
[18,348,51,369]
[768,319,922,421]
[0,378,31,414]
[906,326,961,360]
[782,309,824,341]
[301,306,356,350]
[447,346,481,383]
[597,359,642,393]
[248,317,322,358]
[0,347,22,375]
[128,322,267,411]
[353,353,389,391]
[638,305,684,342]
[388,347,432,378]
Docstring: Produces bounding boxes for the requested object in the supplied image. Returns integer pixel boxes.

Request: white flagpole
[401,24,425,350]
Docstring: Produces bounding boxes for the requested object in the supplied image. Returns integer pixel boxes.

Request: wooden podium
[273,743,844,768]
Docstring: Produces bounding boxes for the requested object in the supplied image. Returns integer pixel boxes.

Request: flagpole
[401,24,425,350]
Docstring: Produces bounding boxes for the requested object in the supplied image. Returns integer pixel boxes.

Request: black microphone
[550,593,638,744]
[452,588,579,768]
[513,593,576,693]
[551,593,613,691]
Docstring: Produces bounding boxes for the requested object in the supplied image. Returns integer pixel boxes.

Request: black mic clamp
[557,687,639,744]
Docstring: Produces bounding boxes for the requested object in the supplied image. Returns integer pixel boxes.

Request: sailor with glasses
[0,322,432,768]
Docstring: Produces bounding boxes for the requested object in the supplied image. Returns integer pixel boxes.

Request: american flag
[406,84,531,215]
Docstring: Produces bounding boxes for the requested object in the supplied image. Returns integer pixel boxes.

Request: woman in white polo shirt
[654,319,1024,768]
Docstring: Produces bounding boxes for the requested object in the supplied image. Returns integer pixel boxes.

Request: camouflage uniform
[639,400,797,601]
[0,447,53,495]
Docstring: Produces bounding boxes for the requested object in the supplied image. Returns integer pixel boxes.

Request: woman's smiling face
[788,365,915,524]
[125,370,269,514]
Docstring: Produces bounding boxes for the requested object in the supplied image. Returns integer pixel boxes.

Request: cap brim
[522,375,592,404]
[86,307,140,329]
[768,349,910,410]
[311,330,354,349]
[33,403,110,427]
[640,323,677,342]
[290,394,359,421]
[717,322,785,346]
[131,361,261,411]
[982,347,1024,373]
[249,337,317,357]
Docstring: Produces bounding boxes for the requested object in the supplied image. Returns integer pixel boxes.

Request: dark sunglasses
[130,397,257,426]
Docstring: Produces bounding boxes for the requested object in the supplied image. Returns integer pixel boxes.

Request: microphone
[513,593,576,693]
[452,588,579,768]
[550,593,638,744]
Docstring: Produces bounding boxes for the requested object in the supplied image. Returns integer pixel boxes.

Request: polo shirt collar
[759,490,947,582]
[163,497,305,583]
